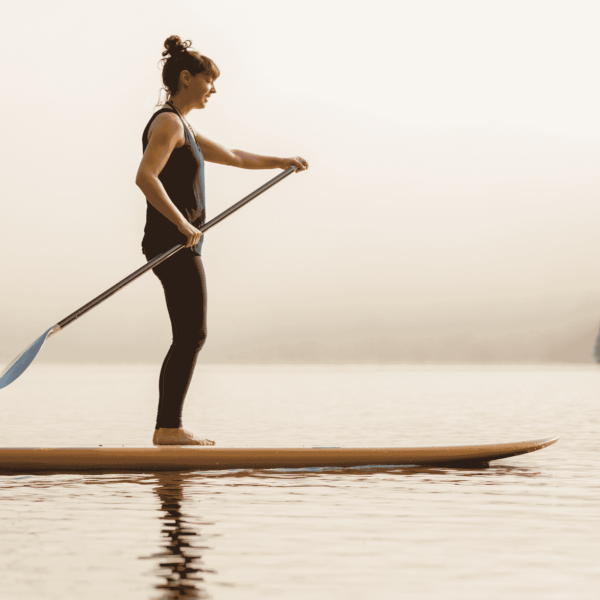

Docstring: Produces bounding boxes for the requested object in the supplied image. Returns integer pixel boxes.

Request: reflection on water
[142,473,213,599]
[0,460,583,600]
[137,463,544,599]
[0,365,597,599]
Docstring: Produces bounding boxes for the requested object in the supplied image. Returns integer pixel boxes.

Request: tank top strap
[147,106,176,123]
[165,100,183,119]
[165,101,195,142]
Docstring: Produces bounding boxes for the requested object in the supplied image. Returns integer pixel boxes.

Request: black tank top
[141,104,206,258]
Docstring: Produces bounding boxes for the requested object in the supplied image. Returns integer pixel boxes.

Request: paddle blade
[0,325,60,390]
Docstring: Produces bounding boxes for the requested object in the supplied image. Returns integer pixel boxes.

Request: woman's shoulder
[149,107,183,129]
[146,109,185,145]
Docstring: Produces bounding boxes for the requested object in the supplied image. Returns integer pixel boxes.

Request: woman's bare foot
[152,428,215,446]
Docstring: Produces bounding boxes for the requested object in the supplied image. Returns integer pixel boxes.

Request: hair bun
[162,35,191,58]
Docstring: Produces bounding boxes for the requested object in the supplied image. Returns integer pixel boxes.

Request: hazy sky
[1,0,600,364]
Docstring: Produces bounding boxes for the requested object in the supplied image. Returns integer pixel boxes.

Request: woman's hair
[159,35,220,101]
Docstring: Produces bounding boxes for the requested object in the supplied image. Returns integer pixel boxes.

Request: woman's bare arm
[135,114,203,248]
[194,129,308,171]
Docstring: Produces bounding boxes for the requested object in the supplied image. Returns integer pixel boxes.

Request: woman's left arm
[194,130,308,172]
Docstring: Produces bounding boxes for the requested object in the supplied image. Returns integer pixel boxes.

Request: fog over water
[1,1,600,364]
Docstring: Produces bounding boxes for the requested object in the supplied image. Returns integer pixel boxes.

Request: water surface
[0,364,598,599]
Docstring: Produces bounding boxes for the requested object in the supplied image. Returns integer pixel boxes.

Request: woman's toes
[183,430,215,446]
[153,428,215,446]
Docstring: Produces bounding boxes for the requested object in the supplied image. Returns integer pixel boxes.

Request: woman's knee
[175,327,207,353]
[195,328,208,351]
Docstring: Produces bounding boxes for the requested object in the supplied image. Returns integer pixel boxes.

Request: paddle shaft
[56,166,296,330]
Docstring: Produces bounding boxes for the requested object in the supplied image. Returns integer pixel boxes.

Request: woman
[136,36,308,446]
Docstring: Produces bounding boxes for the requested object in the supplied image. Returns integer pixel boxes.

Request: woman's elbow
[135,170,150,191]
[228,150,244,167]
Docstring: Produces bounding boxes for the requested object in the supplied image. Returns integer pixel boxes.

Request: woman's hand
[282,156,309,172]
[177,221,203,248]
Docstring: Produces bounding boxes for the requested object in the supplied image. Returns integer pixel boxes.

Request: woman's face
[189,73,216,109]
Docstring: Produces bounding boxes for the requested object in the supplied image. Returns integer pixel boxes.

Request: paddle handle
[57,166,296,329]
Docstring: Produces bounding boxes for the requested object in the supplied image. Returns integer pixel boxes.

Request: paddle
[0,166,297,390]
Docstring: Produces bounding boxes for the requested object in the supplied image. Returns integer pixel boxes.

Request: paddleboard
[0,436,558,473]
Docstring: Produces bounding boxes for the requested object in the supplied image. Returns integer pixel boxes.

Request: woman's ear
[179,69,191,91]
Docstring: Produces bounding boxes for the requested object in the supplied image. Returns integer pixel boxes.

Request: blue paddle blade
[0,325,60,390]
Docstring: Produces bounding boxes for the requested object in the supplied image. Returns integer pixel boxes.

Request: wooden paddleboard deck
[0,437,558,473]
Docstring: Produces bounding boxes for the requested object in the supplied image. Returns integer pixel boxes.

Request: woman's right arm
[135,114,202,248]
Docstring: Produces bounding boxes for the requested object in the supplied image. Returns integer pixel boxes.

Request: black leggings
[150,250,207,429]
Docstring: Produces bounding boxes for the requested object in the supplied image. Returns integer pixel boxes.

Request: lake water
[0,364,598,599]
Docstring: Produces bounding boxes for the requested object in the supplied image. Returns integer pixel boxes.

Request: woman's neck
[166,96,193,117]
